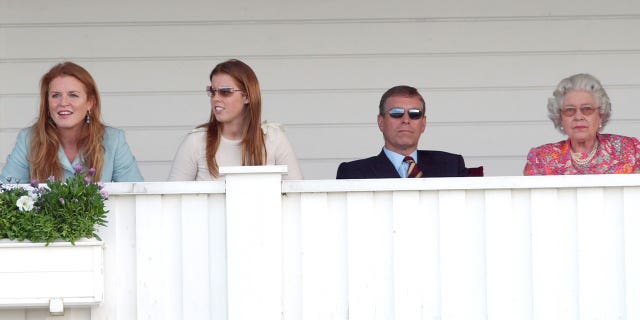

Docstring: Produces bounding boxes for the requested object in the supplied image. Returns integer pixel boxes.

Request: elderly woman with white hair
[524,73,640,175]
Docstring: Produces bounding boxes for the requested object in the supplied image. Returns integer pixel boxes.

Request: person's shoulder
[15,127,33,138]
[418,149,464,160]
[336,155,381,179]
[13,127,32,142]
[176,127,207,147]
[419,149,460,156]
[102,126,128,145]
[261,121,284,135]
[261,122,283,131]
[7,127,32,150]
[100,127,133,156]
[601,133,639,144]
[526,140,567,154]
[600,133,640,152]
[175,126,207,140]
[185,126,207,137]
[337,155,380,171]
[103,126,123,136]
[18,127,31,135]
[337,155,381,171]
[339,155,380,167]
[190,126,207,134]
[261,122,290,143]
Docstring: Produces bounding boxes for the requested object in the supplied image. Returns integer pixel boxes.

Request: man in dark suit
[336,85,469,179]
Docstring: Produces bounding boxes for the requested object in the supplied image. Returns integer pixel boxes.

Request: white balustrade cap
[220,165,288,175]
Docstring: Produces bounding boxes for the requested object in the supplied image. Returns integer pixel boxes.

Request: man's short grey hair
[547,73,612,133]
[378,85,426,116]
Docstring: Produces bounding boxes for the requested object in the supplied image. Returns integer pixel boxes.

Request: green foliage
[0,169,108,244]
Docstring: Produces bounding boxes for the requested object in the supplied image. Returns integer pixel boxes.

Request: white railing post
[221,166,287,320]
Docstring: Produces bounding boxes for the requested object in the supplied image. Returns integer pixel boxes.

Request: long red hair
[29,62,105,181]
[200,59,265,178]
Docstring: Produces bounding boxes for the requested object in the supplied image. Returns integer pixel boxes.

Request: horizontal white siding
[2,1,640,180]
[1,0,640,22]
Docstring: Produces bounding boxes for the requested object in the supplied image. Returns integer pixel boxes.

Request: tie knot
[404,156,416,164]
[403,156,423,178]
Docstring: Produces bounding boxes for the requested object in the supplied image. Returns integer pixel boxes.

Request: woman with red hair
[1,61,143,182]
[169,59,302,180]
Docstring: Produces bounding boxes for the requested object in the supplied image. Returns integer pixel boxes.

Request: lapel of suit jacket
[416,150,432,177]
[373,150,402,178]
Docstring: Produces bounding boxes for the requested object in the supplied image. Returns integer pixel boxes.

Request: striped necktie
[404,156,423,178]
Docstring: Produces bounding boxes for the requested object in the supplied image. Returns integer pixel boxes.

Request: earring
[85,110,91,124]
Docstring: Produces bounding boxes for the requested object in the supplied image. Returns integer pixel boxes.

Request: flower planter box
[0,239,103,309]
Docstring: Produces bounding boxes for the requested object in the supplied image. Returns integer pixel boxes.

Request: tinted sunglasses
[560,105,598,117]
[385,107,424,120]
[206,86,243,97]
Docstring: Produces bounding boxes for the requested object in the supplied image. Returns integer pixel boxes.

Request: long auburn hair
[200,59,265,178]
[29,62,105,181]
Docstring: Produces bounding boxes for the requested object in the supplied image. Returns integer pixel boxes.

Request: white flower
[16,195,35,212]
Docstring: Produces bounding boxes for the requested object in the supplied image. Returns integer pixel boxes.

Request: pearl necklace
[571,139,599,166]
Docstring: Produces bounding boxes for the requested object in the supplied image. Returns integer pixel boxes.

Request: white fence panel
[346,191,394,320]
[530,188,578,320]
[135,194,182,319]
[577,188,625,319]
[299,192,348,320]
[2,172,640,320]
[439,190,487,320]
[180,194,211,320]
[624,187,640,320]
[208,193,228,320]
[392,190,437,320]
[222,166,285,320]
[484,189,532,320]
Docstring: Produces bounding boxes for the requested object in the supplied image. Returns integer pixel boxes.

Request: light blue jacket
[1,127,143,182]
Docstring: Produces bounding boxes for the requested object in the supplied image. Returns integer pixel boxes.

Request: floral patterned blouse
[523,134,640,175]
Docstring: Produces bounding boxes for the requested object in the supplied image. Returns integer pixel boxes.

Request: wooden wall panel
[1,0,639,22]
[2,1,639,181]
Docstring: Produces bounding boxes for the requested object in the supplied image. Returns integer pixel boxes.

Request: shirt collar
[383,147,418,173]
[57,146,84,176]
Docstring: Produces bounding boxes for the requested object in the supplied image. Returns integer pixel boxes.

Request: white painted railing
[2,166,640,320]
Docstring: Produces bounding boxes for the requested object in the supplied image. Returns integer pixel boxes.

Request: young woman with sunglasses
[168,59,303,180]
[524,73,640,175]
[0,61,143,182]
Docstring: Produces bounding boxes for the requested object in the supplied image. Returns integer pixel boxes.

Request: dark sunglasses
[206,86,243,98]
[385,107,424,120]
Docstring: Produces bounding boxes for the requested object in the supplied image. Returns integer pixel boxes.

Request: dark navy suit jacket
[336,149,469,179]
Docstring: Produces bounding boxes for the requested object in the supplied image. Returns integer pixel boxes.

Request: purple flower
[47,176,55,182]
[88,168,96,176]
[30,179,39,188]
[74,164,83,174]
[58,197,65,205]
[6,176,12,183]
[97,182,105,190]
[100,189,109,199]
[84,176,91,184]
